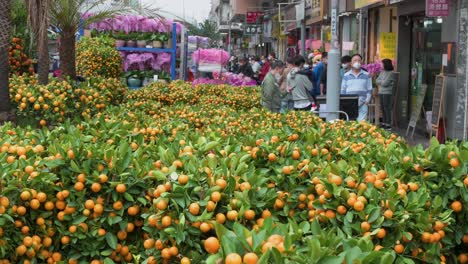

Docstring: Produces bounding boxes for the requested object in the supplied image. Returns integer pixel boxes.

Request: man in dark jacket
[237,57,254,78]
[261,60,285,113]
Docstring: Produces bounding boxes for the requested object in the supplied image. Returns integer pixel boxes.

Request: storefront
[393,0,456,135]
[339,0,360,56]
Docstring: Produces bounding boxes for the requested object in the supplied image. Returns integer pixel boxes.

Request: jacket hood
[289,68,299,79]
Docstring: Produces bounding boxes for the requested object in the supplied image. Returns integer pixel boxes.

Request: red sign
[426,0,449,17]
[246,12,264,24]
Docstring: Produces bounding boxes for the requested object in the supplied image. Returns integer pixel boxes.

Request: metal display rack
[117,23,178,80]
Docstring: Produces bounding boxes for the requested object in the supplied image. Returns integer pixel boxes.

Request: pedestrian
[376,58,395,130]
[261,60,285,113]
[251,56,262,82]
[259,55,271,82]
[341,54,373,121]
[228,56,238,73]
[320,55,329,96]
[287,55,314,111]
[268,52,276,62]
[341,55,352,78]
[279,57,295,113]
[313,52,327,96]
[236,57,254,78]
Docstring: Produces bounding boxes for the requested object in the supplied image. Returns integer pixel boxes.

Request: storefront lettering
[426,0,449,17]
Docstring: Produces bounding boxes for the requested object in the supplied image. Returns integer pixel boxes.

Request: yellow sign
[379,32,397,60]
[355,0,383,8]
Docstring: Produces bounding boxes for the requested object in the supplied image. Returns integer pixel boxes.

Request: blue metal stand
[118,23,178,80]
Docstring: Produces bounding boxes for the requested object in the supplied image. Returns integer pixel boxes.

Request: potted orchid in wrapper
[126,32,137,47]
[113,31,127,48]
[362,62,382,79]
[151,33,163,48]
[160,34,169,48]
[136,33,147,48]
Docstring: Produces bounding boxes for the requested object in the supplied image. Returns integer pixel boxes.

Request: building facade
[211,0,467,140]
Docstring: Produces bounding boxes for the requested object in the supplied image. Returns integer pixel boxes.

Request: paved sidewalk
[391,126,430,148]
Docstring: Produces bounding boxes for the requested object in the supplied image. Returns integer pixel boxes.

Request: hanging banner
[426,0,450,17]
[246,12,264,24]
[355,0,383,9]
[379,32,397,60]
[342,41,355,51]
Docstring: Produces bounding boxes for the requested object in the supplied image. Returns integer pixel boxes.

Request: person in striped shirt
[341,54,373,121]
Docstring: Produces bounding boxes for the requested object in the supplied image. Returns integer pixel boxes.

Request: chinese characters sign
[426,0,449,17]
[244,25,263,35]
[246,12,264,24]
[379,32,397,60]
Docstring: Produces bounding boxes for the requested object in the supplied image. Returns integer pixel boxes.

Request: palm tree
[188,19,221,47]
[0,0,12,122]
[49,0,128,80]
[27,0,50,85]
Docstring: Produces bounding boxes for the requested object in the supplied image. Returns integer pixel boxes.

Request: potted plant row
[124,70,171,89]
[107,32,169,49]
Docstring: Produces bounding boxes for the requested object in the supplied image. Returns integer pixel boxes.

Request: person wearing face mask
[279,57,295,113]
[287,55,314,111]
[259,55,271,83]
[261,60,285,113]
[341,54,373,121]
[340,55,352,78]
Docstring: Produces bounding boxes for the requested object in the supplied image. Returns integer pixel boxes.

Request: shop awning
[355,0,384,9]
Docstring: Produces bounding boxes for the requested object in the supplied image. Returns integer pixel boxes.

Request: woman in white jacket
[287,55,314,111]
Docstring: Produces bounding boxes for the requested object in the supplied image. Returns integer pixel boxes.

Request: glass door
[410,17,442,114]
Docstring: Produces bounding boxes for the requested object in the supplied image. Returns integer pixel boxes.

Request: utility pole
[300,22,306,57]
[326,0,341,121]
[228,13,232,55]
[300,0,306,57]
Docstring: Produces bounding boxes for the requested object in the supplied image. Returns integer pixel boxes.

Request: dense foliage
[76,37,123,79]
[9,75,126,125]
[0,81,467,264]
[9,38,34,76]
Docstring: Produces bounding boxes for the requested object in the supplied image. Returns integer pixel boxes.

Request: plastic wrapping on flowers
[85,14,184,34]
[193,49,229,64]
[193,72,257,87]
[362,62,383,76]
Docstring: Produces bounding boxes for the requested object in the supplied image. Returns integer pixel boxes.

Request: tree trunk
[0,0,12,114]
[37,27,49,84]
[59,29,76,80]
[28,0,50,85]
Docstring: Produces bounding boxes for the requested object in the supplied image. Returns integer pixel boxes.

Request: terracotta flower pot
[126,40,136,47]
[137,40,147,48]
[115,39,126,48]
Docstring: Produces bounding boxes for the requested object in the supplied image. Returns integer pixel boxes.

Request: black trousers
[380,94,392,125]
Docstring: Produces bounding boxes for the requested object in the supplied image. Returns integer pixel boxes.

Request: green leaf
[123,192,134,202]
[367,207,381,223]
[105,233,118,250]
[344,246,362,263]
[381,252,395,264]
[257,249,272,264]
[101,249,114,256]
[72,215,88,225]
[318,256,344,264]
[104,257,115,264]
[206,254,222,264]
[311,219,322,235]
